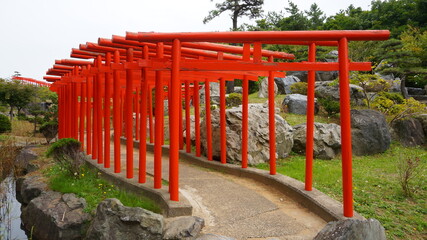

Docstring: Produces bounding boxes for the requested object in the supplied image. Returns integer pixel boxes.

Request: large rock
[201,104,293,165]
[196,234,235,240]
[315,81,364,104]
[163,216,205,240]
[286,70,338,82]
[14,147,38,174]
[391,118,425,147]
[415,114,427,136]
[351,110,391,156]
[199,82,220,105]
[183,116,198,145]
[16,175,48,205]
[85,198,163,240]
[21,191,91,240]
[292,123,341,160]
[274,76,300,94]
[282,94,319,115]
[258,78,278,98]
[314,219,386,240]
[407,87,426,95]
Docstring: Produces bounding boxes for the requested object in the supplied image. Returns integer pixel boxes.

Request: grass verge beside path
[44,164,161,214]
[257,143,426,240]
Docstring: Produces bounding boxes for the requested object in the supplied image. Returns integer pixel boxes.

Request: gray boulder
[286,70,337,82]
[315,81,364,104]
[85,198,163,240]
[318,71,339,82]
[314,219,386,240]
[200,82,220,105]
[274,76,300,94]
[351,110,391,156]
[391,118,425,147]
[14,147,38,174]
[388,79,402,92]
[201,104,293,165]
[258,78,278,98]
[282,94,319,115]
[16,175,47,205]
[234,86,242,94]
[196,234,236,240]
[292,123,341,160]
[21,191,91,240]
[415,114,427,136]
[407,87,426,95]
[163,216,205,240]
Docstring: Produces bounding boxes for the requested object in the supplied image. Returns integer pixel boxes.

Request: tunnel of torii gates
[44,30,390,218]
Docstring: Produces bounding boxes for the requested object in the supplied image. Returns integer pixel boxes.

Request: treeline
[244,0,426,36]
[241,0,427,88]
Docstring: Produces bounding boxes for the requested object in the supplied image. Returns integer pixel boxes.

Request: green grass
[257,143,427,240]
[44,164,161,214]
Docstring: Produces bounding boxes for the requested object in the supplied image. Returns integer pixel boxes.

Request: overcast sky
[0,0,373,81]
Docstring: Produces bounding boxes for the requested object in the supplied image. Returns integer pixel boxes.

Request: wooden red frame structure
[46,30,390,218]
[11,76,51,87]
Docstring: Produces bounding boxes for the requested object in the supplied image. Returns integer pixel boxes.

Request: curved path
[91,142,327,240]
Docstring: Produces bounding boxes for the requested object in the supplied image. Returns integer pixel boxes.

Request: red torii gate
[46,30,389,218]
[12,76,51,87]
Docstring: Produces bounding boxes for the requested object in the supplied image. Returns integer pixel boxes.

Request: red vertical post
[242,75,249,168]
[204,79,212,161]
[92,65,98,160]
[71,81,78,139]
[339,37,353,217]
[305,43,316,190]
[113,51,121,173]
[241,44,250,168]
[267,56,276,175]
[125,48,134,179]
[140,45,149,184]
[179,84,184,150]
[66,82,72,138]
[75,81,81,142]
[86,68,93,155]
[169,39,181,201]
[185,81,191,153]
[104,52,112,168]
[96,56,103,164]
[57,86,63,139]
[219,77,226,164]
[154,43,164,188]
[194,80,201,157]
[148,87,154,143]
[135,88,140,141]
[79,73,86,150]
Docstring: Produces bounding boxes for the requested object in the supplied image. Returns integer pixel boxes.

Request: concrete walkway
[90,142,327,240]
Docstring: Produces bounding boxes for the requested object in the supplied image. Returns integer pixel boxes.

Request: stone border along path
[85,139,363,240]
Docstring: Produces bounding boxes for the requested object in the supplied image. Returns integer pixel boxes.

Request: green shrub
[46,138,85,176]
[17,113,28,121]
[0,114,11,133]
[318,97,340,116]
[40,121,58,143]
[226,93,242,108]
[290,82,308,95]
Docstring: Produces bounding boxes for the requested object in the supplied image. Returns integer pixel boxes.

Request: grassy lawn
[44,164,161,214]
[257,143,427,239]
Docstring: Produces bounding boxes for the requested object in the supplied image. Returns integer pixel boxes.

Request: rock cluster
[292,123,341,160]
[314,219,386,240]
[257,78,278,98]
[282,94,319,115]
[201,104,293,165]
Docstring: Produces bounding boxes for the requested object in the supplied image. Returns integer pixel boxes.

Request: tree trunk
[9,106,13,121]
[401,79,409,99]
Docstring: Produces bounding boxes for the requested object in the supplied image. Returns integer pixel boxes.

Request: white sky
[0,0,373,81]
